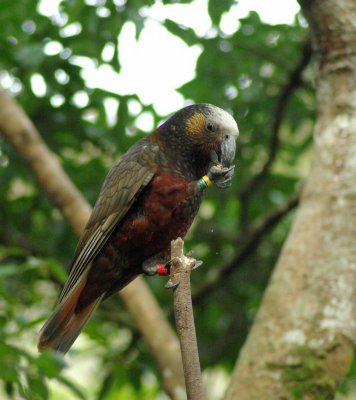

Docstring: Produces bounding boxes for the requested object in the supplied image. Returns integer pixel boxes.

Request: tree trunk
[226,0,356,398]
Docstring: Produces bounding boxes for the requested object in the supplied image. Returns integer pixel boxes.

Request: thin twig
[239,40,312,201]
[192,193,299,305]
[169,238,204,400]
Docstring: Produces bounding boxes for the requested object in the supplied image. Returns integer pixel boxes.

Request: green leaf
[208,0,235,25]
[25,373,49,400]
[164,19,199,46]
[55,376,86,400]
[36,352,67,379]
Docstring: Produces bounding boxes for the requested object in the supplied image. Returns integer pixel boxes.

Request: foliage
[0,0,332,398]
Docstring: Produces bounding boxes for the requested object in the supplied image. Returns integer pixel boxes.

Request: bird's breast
[112,171,200,260]
[145,173,189,225]
[80,171,202,307]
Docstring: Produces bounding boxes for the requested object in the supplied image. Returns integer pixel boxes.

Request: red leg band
[157,263,169,276]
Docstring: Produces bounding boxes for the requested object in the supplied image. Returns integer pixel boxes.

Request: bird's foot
[164,259,202,289]
[193,260,203,270]
[207,164,235,189]
[143,254,202,290]
[165,279,178,289]
[186,250,203,270]
[142,257,171,276]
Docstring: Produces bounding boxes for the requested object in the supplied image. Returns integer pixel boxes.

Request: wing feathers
[38,272,102,354]
[39,141,158,353]
[57,158,155,305]
[58,213,120,304]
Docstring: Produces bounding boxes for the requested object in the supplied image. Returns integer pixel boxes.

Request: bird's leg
[142,254,170,276]
[143,252,203,277]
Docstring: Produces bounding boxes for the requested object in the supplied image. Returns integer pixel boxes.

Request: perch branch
[169,238,204,400]
[0,86,184,400]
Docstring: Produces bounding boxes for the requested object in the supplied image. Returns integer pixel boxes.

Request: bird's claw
[165,279,179,289]
[165,259,202,289]
[208,164,235,189]
[193,260,203,270]
[186,251,202,269]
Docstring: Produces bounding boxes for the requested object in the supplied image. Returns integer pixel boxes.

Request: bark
[0,87,185,400]
[226,1,356,399]
[170,238,204,400]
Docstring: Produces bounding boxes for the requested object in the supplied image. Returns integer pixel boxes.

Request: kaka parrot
[38,103,238,354]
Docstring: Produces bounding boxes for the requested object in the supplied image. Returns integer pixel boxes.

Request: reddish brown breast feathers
[144,172,189,225]
[77,170,196,309]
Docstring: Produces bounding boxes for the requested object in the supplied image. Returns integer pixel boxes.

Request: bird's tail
[37,277,103,354]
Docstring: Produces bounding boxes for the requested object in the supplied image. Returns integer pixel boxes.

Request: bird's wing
[57,145,156,305]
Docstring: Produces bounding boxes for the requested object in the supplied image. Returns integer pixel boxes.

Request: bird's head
[156,103,239,176]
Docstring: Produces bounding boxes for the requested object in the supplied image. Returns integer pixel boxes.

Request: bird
[38,103,239,354]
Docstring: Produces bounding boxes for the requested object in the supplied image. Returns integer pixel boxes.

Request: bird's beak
[219,134,237,167]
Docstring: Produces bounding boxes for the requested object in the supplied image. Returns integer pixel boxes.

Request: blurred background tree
[1,0,353,399]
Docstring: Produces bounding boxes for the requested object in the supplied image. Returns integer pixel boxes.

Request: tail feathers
[38,277,104,354]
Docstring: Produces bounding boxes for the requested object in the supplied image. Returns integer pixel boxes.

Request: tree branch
[239,40,312,201]
[0,86,185,400]
[169,238,204,400]
[193,193,299,305]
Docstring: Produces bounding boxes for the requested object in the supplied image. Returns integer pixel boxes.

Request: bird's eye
[206,122,215,132]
